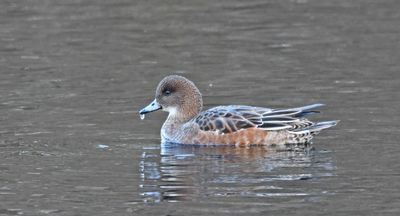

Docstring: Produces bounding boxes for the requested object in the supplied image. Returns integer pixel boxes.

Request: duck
[139,75,338,146]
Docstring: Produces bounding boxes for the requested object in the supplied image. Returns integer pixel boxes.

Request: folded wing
[195,104,325,134]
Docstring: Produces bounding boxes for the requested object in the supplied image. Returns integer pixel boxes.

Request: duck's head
[139,75,203,122]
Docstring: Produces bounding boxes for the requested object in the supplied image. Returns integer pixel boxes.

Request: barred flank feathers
[288,120,339,143]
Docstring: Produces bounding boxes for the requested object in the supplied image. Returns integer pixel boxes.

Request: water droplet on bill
[140,114,145,120]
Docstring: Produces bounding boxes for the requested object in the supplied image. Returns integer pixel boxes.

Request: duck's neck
[165,106,201,124]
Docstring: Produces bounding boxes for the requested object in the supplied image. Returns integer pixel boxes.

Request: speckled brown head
[140,75,203,122]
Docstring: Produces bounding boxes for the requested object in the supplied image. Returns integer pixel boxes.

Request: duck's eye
[164,90,171,96]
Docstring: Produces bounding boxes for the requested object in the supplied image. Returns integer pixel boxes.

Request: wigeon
[139,75,338,146]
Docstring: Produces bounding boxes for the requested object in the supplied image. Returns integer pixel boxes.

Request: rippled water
[1,0,400,215]
[140,144,334,203]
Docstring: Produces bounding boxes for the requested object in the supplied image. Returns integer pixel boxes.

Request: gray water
[1,0,400,215]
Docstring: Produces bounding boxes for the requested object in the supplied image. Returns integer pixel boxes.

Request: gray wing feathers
[196,104,331,133]
[258,103,324,131]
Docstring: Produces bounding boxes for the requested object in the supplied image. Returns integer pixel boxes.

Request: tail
[308,120,339,132]
[288,120,339,144]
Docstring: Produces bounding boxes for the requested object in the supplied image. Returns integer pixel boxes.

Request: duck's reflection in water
[139,143,334,203]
